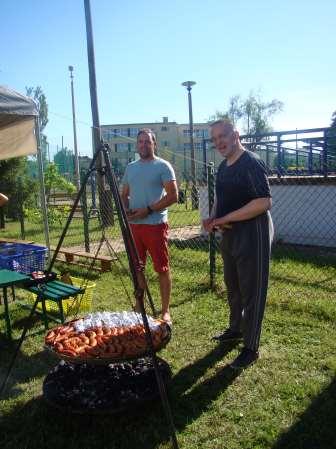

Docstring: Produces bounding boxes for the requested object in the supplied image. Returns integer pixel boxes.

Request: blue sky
[1,0,335,158]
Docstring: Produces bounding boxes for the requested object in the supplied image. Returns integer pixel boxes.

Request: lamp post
[181,81,197,209]
[68,65,80,191]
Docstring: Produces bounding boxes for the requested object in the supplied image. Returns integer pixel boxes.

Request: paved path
[63,225,203,256]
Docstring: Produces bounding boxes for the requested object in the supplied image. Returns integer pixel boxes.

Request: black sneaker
[230,348,259,370]
[211,329,243,342]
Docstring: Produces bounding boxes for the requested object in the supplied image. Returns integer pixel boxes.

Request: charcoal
[43,357,171,414]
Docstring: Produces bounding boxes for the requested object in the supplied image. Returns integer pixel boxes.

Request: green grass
[0,245,335,449]
[0,203,200,248]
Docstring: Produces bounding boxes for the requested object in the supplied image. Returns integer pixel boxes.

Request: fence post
[323,130,328,178]
[277,134,282,177]
[308,142,313,174]
[81,171,90,252]
[207,163,216,289]
[202,139,207,183]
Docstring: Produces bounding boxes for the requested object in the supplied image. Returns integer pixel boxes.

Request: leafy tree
[53,147,75,180]
[209,91,283,136]
[25,86,48,132]
[0,158,38,220]
[26,86,49,165]
[44,163,76,202]
[24,164,76,226]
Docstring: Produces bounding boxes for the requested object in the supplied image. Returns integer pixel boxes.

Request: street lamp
[68,65,80,191]
[181,80,197,209]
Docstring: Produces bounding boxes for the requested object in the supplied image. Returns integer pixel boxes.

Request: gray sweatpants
[220,212,272,351]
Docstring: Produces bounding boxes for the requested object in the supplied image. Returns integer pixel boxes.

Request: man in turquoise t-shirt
[121,128,178,323]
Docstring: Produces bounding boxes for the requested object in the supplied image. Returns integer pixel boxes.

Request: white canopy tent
[0,85,50,248]
[0,86,38,160]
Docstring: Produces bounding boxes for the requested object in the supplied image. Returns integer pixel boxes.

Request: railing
[201,127,336,178]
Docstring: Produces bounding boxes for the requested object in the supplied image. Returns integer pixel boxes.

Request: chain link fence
[0,127,335,315]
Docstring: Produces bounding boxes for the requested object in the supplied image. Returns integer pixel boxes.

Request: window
[163,141,169,147]
[130,127,139,137]
[161,126,168,132]
[102,129,115,140]
[116,143,129,152]
[184,142,202,150]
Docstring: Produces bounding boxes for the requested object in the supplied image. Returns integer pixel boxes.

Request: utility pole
[84,0,114,225]
[68,65,81,191]
[182,81,198,209]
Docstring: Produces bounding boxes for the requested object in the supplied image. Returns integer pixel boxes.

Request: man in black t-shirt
[203,119,273,370]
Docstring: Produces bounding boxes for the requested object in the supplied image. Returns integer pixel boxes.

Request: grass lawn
[0,245,335,449]
[0,203,201,248]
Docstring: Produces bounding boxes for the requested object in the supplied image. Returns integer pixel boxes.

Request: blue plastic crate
[0,243,48,274]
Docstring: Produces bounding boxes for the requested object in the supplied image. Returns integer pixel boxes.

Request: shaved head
[210,119,236,133]
[210,119,241,160]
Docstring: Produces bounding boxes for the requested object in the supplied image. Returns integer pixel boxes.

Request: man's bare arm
[121,184,130,211]
[149,180,178,211]
[212,197,272,228]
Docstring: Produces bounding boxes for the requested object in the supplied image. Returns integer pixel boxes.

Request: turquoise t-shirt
[121,157,176,224]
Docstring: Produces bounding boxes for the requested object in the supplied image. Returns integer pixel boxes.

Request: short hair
[210,119,235,130]
[137,128,157,146]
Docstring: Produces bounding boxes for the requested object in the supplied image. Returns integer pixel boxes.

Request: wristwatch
[147,205,154,214]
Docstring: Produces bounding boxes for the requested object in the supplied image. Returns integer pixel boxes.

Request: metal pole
[187,88,196,183]
[35,116,50,252]
[81,171,90,252]
[202,138,207,183]
[84,0,114,226]
[69,65,81,191]
[277,134,282,177]
[207,163,216,289]
[323,130,328,178]
[182,81,197,209]
[308,141,313,174]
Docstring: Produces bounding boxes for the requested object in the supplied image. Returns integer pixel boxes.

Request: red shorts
[130,223,169,273]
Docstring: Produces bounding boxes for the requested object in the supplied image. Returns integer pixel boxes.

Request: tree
[44,163,76,202]
[53,147,75,181]
[26,86,49,165]
[25,86,48,132]
[209,91,283,136]
[0,158,39,221]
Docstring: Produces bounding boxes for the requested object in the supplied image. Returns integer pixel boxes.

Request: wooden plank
[50,246,79,255]
[74,251,114,261]
[0,238,34,244]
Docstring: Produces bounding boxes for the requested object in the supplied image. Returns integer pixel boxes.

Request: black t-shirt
[215,150,271,219]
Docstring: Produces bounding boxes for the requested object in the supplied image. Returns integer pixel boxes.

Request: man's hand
[203,217,232,232]
[211,216,232,231]
[127,207,149,220]
[202,217,214,232]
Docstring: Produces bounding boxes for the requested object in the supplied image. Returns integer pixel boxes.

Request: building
[101,117,218,181]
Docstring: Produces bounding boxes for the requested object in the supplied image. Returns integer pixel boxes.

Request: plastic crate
[29,276,95,316]
[0,242,47,274]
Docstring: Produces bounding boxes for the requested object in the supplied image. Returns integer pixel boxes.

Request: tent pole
[35,116,50,253]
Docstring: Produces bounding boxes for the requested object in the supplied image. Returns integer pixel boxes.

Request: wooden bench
[51,246,115,272]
